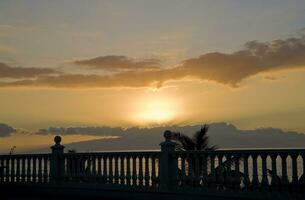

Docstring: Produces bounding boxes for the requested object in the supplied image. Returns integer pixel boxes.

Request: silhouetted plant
[171,125,216,186]
[171,124,216,151]
[171,125,243,188]
[9,146,16,155]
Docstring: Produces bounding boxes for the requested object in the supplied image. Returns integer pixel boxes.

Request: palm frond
[193,124,210,150]
[205,145,217,151]
[172,133,195,150]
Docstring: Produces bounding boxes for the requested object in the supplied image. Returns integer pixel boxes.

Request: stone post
[159,130,178,190]
[50,136,65,183]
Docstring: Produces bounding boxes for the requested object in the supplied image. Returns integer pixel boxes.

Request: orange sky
[1,1,305,152]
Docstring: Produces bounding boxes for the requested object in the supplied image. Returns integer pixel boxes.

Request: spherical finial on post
[164,130,172,141]
[54,135,62,146]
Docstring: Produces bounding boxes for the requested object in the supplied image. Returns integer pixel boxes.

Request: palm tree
[171,124,216,151]
[171,124,243,188]
[170,124,216,186]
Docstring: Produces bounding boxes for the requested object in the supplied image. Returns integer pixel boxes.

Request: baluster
[92,155,96,178]
[114,155,119,184]
[82,155,87,178]
[81,156,87,180]
[71,155,77,181]
[243,154,250,189]
[109,155,113,184]
[291,154,299,189]
[280,154,289,189]
[144,155,150,186]
[75,156,79,180]
[102,156,107,183]
[1,157,5,182]
[233,154,241,190]
[43,156,48,183]
[156,156,160,185]
[271,154,278,189]
[261,154,269,189]
[21,157,26,182]
[184,154,189,185]
[217,154,224,188]
[132,155,137,185]
[10,157,15,182]
[97,156,102,181]
[179,154,186,186]
[38,156,43,183]
[209,154,216,187]
[16,157,20,182]
[126,155,131,186]
[27,158,31,182]
[189,154,196,186]
[252,154,259,189]
[76,155,80,181]
[65,155,70,180]
[5,157,10,182]
[194,154,201,187]
[301,153,305,189]
[120,156,125,185]
[201,154,208,186]
[32,156,37,183]
[77,155,82,180]
[224,154,232,189]
[151,155,157,187]
[138,155,144,186]
[62,157,67,181]
[86,155,91,177]
[0,157,4,182]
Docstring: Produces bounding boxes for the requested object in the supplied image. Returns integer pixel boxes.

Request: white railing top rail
[0,153,51,158]
[175,149,305,154]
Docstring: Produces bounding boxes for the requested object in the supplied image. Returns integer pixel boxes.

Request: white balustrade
[1,133,305,196]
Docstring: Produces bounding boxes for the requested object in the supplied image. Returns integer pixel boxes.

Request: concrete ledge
[1,183,305,200]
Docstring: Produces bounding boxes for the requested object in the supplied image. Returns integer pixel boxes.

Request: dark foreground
[2,183,305,200]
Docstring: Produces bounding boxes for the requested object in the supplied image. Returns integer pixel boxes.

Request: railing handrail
[175,148,305,154]
[2,148,305,157]
[63,151,160,157]
[0,153,51,158]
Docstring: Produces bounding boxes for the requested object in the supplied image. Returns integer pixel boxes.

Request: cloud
[180,36,305,86]
[0,68,186,88]
[1,36,305,88]
[0,62,58,78]
[0,123,16,137]
[73,55,161,71]
[38,126,124,136]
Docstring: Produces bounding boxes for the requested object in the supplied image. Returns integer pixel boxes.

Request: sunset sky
[1,0,305,152]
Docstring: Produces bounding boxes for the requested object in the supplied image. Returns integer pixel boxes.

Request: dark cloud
[0,68,185,88]
[73,55,161,71]
[38,126,124,136]
[1,36,305,88]
[0,62,58,78]
[0,123,16,137]
[180,36,305,86]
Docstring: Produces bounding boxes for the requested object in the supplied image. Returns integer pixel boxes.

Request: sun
[132,94,180,125]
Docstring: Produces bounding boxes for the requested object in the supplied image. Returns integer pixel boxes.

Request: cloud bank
[0,63,58,78]
[0,123,16,137]
[1,36,305,88]
[74,55,161,71]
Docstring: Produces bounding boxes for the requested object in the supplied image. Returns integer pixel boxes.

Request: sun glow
[132,94,181,125]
